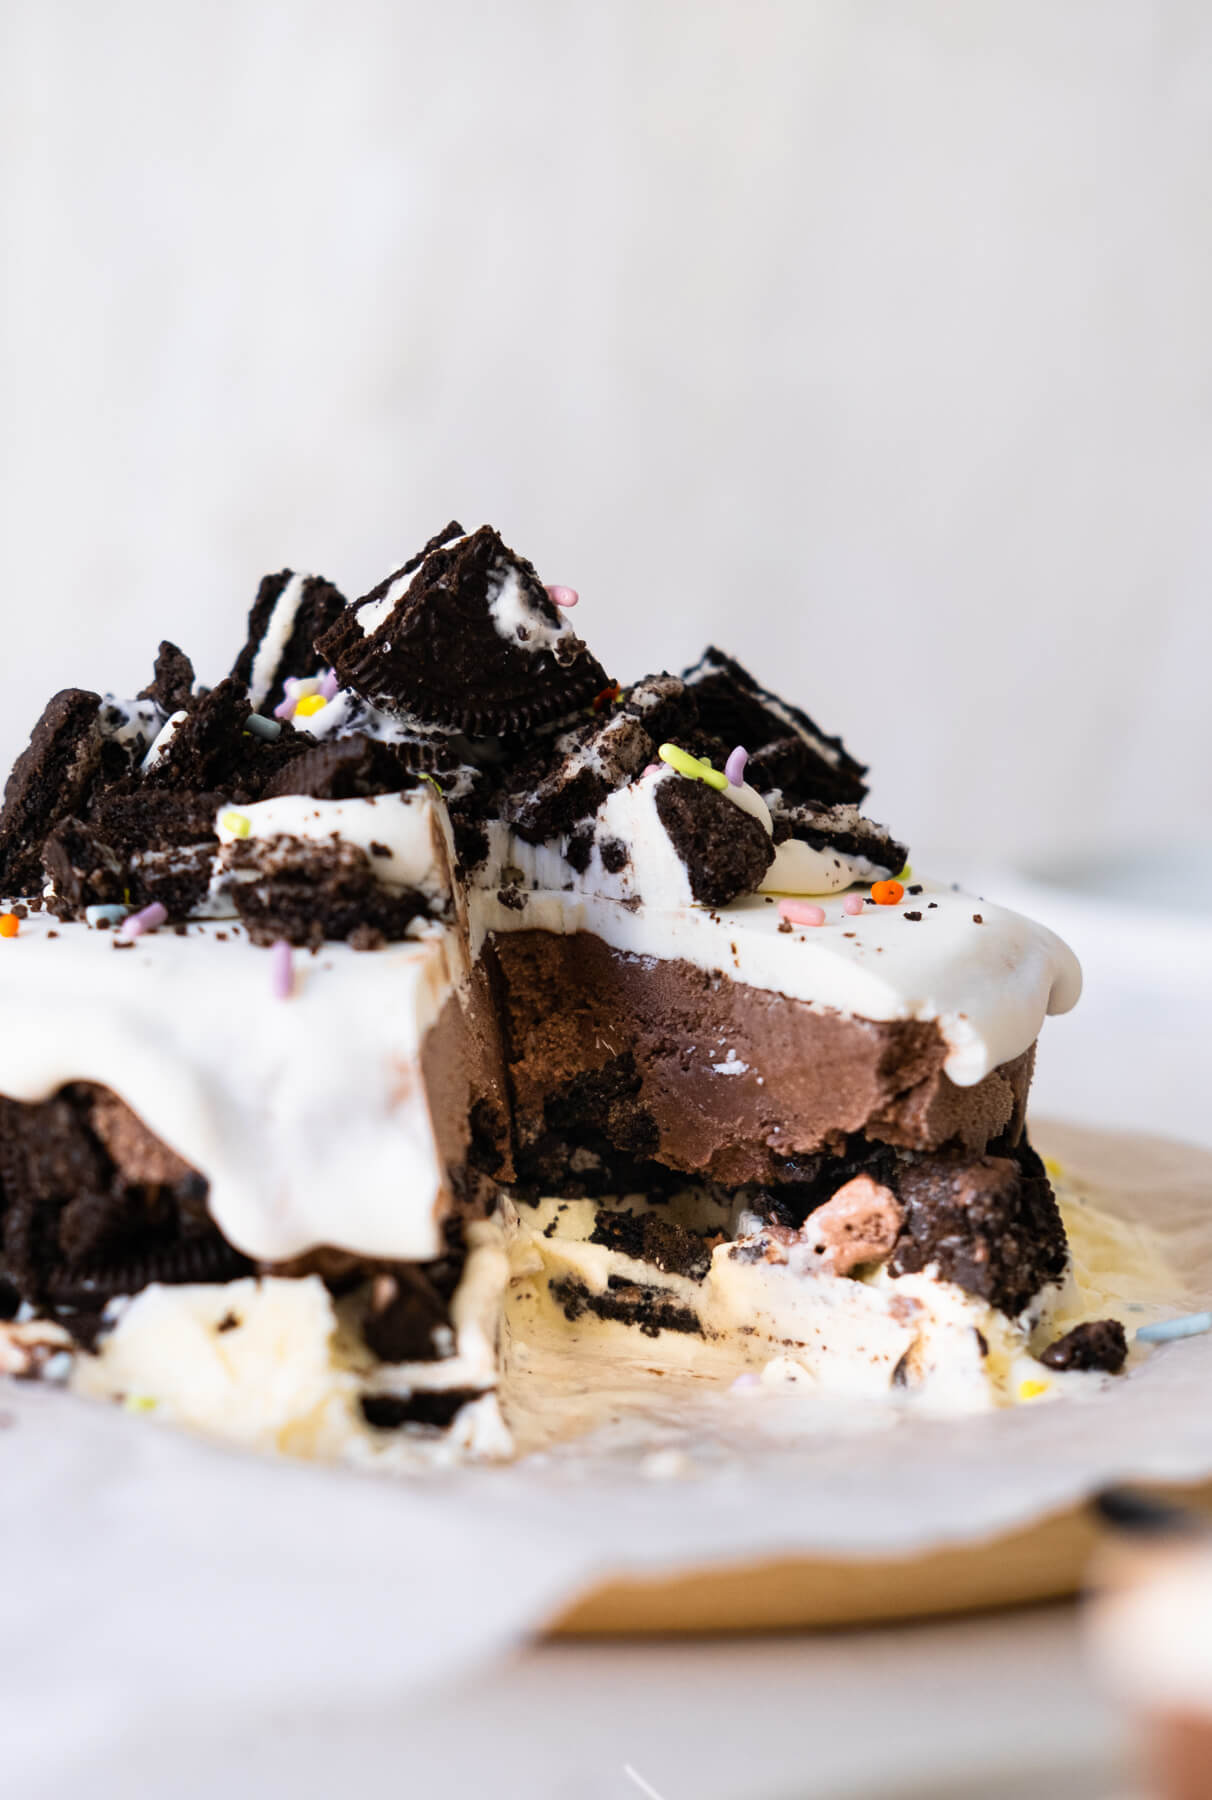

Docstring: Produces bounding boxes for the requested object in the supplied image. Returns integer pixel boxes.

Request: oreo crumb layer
[549,1273,703,1338]
[1040,1319,1128,1373]
[230,571,347,716]
[654,775,774,906]
[765,797,907,876]
[0,689,104,895]
[317,525,609,734]
[888,1148,1068,1316]
[223,836,430,949]
[589,1208,716,1281]
[139,642,196,716]
[684,647,867,807]
[360,1388,486,1431]
[0,1085,247,1322]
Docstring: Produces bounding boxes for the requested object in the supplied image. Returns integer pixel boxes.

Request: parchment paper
[3,1122,1211,1789]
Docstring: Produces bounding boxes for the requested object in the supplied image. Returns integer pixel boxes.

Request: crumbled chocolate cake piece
[1039,1318,1128,1373]
[262,733,423,801]
[619,672,697,745]
[363,1257,463,1363]
[589,1208,716,1281]
[904,911,922,922]
[44,790,223,919]
[766,797,907,878]
[360,1388,485,1430]
[496,884,527,911]
[653,774,774,906]
[143,676,300,799]
[683,647,867,807]
[0,689,104,895]
[230,570,347,716]
[600,836,629,874]
[224,836,429,948]
[139,641,196,716]
[549,1273,703,1338]
[316,525,609,734]
[888,1150,1068,1316]
[0,1085,246,1317]
[502,710,654,845]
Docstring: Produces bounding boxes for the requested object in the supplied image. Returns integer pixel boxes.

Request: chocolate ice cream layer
[491,928,1034,1187]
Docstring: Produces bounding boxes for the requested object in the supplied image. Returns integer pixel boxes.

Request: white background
[3,8,1211,1797]
[3,0,1211,871]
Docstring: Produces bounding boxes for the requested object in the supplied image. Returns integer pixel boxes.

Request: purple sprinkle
[271,939,294,1000]
[320,668,340,700]
[273,695,297,721]
[724,745,749,787]
[119,902,168,941]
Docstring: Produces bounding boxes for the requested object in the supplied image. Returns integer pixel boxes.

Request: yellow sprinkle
[658,743,730,791]
[896,862,913,882]
[294,693,327,718]
[220,810,251,838]
[125,1394,158,1413]
[417,772,444,796]
[1043,1157,1065,1180]
[1018,1379,1049,1401]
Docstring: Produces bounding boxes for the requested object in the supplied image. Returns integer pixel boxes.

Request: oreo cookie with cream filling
[316,524,610,735]
[684,647,867,808]
[231,570,347,716]
[0,688,105,896]
[767,796,907,879]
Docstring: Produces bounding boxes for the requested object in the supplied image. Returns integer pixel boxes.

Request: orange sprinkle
[592,681,622,713]
[0,914,19,939]
[870,880,904,907]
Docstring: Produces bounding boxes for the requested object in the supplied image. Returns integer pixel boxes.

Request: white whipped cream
[487,562,582,662]
[214,789,454,907]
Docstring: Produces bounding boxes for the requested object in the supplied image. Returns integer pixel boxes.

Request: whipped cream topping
[214,789,454,907]
[487,561,582,663]
[0,912,460,1263]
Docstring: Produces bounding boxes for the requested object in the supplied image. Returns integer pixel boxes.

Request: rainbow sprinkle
[1136,1312,1212,1344]
[1018,1379,1050,1401]
[724,745,749,787]
[220,811,252,839]
[658,743,729,791]
[119,902,168,941]
[842,893,864,916]
[85,904,129,928]
[779,899,826,928]
[244,713,282,741]
[0,914,18,940]
[271,938,294,1000]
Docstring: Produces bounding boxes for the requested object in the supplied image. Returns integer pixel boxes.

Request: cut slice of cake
[0,520,1115,1462]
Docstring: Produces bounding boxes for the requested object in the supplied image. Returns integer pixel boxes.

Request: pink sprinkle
[320,668,340,700]
[644,762,661,776]
[545,585,579,608]
[779,899,826,928]
[843,893,864,916]
[731,1372,760,1391]
[724,745,749,787]
[119,901,168,941]
[271,939,294,1000]
[273,695,298,721]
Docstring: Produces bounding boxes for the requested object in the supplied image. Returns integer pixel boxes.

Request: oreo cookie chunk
[223,836,429,948]
[684,647,867,807]
[230,571,348,716]
[316,524,609,734]
[653,772,774,907]
[263,733,426,802]
[888,1150,1069,1317]
[1039,1319,1128,1374]
[139,640,196,716]
[589,1208,718,1282]
[0,688,105,895]
[768,798,907,879]
[143,676,301,800]
[0,1085,246,1326]
[44,791,223,918]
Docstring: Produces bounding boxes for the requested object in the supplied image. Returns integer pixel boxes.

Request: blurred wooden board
[550,1481,1212,1635]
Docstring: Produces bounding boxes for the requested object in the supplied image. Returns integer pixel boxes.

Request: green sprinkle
[417,772,444,797]
[658,743,730,790]
[221,810,252,839]
[897,862,913,882]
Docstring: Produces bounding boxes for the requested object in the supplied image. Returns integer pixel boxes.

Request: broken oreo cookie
[316,525,610,735]
[231,571,348,716]
[654,771,774,907]
[767,798,907,880]
[684,647,867,808]
[0,688,105,896]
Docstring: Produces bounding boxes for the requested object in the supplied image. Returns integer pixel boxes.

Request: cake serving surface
[0,518,1147,1465]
